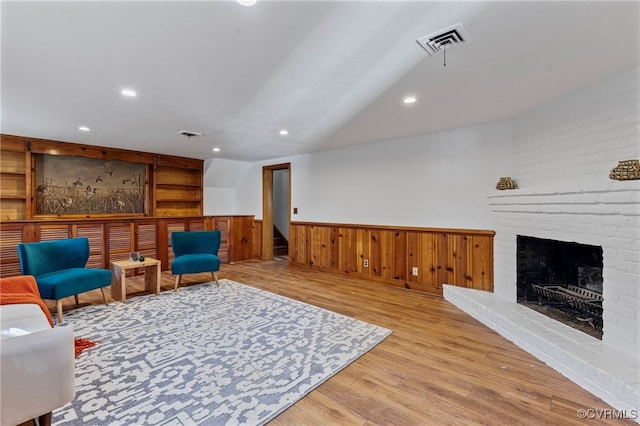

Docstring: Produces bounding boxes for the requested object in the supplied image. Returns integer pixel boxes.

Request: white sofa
[0,303,75,426]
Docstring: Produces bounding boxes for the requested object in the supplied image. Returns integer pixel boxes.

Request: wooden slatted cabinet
[212,216,254,263]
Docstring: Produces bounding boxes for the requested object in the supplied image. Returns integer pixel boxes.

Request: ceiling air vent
[176,130,202,138]
[416,23,470,56]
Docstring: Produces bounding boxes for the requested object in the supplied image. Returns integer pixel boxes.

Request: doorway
[262,163,291,260]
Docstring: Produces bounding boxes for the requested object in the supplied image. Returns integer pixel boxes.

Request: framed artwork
[34,154,148,216]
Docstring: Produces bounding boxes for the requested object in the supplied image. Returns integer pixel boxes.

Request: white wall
[203,157,251,215]
[203,188,236,215]
[205,68,638,231]
[232,120,512,231]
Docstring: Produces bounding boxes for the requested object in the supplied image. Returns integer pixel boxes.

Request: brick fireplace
[444,66,639,419]
[445,181,639,416]
[490,182,638,353]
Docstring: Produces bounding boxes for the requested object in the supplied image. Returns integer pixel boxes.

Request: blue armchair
[17,237,111,323]
[171,230,221,291]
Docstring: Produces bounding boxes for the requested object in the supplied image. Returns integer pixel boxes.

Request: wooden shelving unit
[0,135,264,275]
[0,140,27,220]
[154,156,203,217]
[0,134,205,220]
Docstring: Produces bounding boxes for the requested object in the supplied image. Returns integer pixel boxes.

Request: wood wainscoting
[289,222,494,295]
[1,216,494,296]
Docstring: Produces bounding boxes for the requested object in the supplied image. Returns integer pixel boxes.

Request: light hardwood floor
[50,259,634,425]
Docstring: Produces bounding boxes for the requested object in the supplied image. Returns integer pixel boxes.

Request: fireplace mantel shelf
[489,179,639,200]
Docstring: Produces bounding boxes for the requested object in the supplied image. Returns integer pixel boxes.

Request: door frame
[262,163,291,261]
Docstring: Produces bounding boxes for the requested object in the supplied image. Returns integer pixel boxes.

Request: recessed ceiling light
[212,147,221,152]
[237,0,257,6]
[403,96,417,104]
[279,129,289,135]
[121,89,137,97]
[78,126,90,131]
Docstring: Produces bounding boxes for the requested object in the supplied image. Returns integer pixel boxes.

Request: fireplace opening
[517,235,603,339]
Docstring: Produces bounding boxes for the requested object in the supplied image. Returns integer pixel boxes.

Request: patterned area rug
[54,279,392,425]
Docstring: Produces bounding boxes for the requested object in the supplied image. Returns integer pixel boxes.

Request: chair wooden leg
[74,294,79,305]
[56,300,64,324]
[100,287,109,305]
[174,275,181,291]
[212,271,219,286]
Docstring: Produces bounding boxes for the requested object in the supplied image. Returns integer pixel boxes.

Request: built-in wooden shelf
[0,134,205,219]
[154,160,203,217]
[0,147,27,221]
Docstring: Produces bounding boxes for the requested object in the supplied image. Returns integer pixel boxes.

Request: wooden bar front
[0,216,258,278]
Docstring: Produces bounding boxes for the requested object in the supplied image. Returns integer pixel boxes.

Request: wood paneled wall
[252,220,263,260]
[289,222,494,295]
[0,137,496,296]
[0,216,495,295]
[0,134,203,219]
[0,215,256,278]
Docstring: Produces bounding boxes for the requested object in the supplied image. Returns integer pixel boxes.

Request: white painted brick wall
[512,68,640,188]
[491,67,640,358]
[455,69,640,415]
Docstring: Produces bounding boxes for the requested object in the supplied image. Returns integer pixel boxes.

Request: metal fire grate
[531,284,603,316]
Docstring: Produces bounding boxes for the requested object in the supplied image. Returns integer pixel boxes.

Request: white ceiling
[2,1,639,162]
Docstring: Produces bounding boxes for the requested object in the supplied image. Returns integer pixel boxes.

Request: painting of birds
[59,197,73,208]
[34,155,145,216]
[86,187,97,199]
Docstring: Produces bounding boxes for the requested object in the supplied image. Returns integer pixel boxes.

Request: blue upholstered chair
[17,237,111,323]
[171,230,221,291]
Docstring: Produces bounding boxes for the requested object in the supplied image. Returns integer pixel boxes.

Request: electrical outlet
[364,259,369,267]
[412,266,418,276]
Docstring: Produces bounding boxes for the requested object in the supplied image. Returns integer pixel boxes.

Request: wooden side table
[110,257,161,302]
